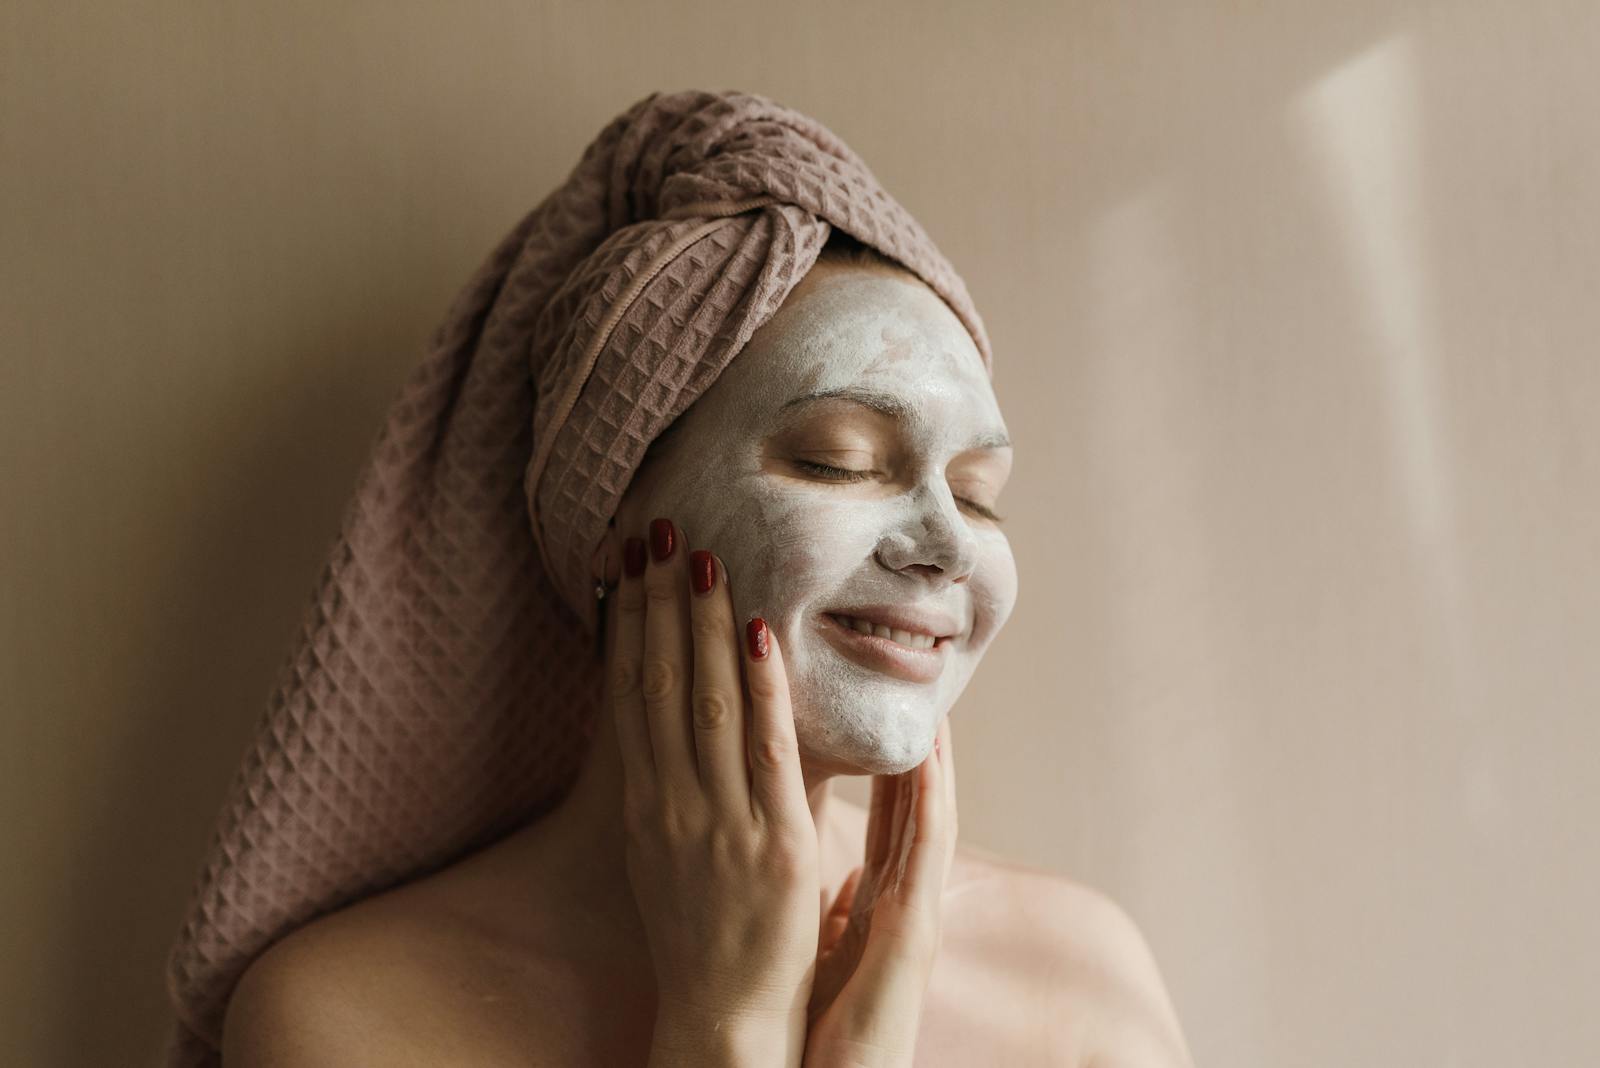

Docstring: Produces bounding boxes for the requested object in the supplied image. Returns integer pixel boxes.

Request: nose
[873,481,979,584]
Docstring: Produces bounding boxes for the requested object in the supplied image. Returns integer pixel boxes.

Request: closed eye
[793,460,1005,523]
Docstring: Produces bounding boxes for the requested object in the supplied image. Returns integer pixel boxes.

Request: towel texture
[163,87,992,1066]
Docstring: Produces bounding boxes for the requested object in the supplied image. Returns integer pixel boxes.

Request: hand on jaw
[611,516,956,1068]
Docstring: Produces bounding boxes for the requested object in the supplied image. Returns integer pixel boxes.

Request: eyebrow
[777,386,1013,451]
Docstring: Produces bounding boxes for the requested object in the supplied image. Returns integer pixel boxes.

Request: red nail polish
[690,550,715,594]
[624,537,647,577]
[649,518,675,562]
[746,617,769,660]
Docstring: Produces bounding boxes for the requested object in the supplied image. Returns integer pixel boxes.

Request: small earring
[592,541,615,659]
[593,579,609,661]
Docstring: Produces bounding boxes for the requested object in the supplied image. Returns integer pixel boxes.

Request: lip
[816,610,954,684]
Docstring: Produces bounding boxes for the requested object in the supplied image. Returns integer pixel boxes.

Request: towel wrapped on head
[163,87,994,1067]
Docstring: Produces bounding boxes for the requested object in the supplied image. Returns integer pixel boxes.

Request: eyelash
[794,460,1005,523]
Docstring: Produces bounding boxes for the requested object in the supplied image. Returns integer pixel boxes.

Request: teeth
[832,614,937,650]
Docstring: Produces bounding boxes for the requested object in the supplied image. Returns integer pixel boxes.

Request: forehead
[715,265,1001,428]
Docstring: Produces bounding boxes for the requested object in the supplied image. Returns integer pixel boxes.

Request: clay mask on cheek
[631,266,1019,775]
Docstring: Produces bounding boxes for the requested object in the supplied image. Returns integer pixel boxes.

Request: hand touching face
[611,261,1017,776]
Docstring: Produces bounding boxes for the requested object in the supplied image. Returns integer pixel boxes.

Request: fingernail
[623,537,647,577]
[690,550,715,594]
[934,736,942,758]
[649,518,675,562]
[746,616,769,660]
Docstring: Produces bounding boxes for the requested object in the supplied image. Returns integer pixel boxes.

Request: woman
[168,90,1194,1066]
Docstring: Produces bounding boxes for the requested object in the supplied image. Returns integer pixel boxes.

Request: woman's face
[611,260,1017,776]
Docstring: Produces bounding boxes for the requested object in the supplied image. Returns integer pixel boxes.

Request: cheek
[968,535,1019,647]
[655,473,875,607]
[763,493,874,562]
[749,492,880,606]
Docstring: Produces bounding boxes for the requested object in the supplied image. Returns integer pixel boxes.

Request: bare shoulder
[221,899,404,1066]
[945,843,1197,1068]
[220,877,546,1067]
[824,797,1194,1065]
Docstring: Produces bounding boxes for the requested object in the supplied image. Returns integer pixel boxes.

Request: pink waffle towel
[163,87,993,1066]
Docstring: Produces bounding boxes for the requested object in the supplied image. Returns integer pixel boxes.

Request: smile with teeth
[826,613,941,650]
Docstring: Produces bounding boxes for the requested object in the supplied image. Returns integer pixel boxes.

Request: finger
[856,772,896,912]
[896,746,949,907]
[641,517,699,797]
[609,536,654,791]
[741,616,807,827]
[939,717,956,807]
[850,756,947,1002]
[831,866,863,919]
[938,717,958,883]
[820,867,864,953]
[853,771,909,929]
[688,551,750,813]
[844,770,896,927]
[865,773,895,865]
[889,768,916,891]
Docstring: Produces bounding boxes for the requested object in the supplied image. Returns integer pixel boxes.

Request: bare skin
[223,728,1191,1066]
[222,259,1195,1066]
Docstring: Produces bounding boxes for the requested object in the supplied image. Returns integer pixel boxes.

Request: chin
[796,709,938,777]
[848,747,929,777]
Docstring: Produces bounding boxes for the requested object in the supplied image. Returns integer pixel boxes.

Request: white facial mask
[619,264,1018,775]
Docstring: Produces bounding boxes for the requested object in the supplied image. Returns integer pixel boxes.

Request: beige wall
[5,2,1597,1065]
